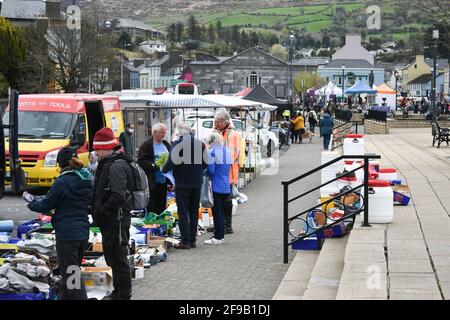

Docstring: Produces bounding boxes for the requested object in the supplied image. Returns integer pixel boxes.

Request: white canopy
[316,81,343,100]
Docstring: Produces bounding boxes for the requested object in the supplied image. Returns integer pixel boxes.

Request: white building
[139,40,167,54]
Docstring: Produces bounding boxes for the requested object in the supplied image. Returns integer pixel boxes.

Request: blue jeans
[212,192,228,240]
[323,134,331,150]
[175,187,201,245]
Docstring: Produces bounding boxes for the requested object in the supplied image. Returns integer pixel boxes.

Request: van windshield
[3,111,75,139]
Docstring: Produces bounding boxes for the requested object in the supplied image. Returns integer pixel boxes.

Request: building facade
[318,34,385,91]
[191,47,328,98]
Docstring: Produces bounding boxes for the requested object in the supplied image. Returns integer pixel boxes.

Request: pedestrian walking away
[137,123,171,215]
[119,123,135,158]
[307,108,318,133]
[162,123,207,249]
[92,127,136,300]
[319,109,334,150]
[205,131,231,245]
[26,146,92,300]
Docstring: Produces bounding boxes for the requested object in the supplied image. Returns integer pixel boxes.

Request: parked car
[180,116,279,157]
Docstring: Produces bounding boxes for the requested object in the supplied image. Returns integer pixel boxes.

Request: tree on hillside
[408,33,424,55]
[199,24,207,42]
[167,23,177,44]
[208,23,216,43]
[116,31,133,49]
[215,20,224,40]
[187,15,199,40]
[270,44,288,61]
[293,71,327,95]
[231,25,240,49]
[250,31,259,47]
[176,22,185,43]
[241,30,249,50]
[0,17,26,94]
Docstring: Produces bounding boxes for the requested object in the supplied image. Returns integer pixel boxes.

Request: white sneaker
[204,237,224,245]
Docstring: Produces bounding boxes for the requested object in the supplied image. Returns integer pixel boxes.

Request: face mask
[128,129,134,133]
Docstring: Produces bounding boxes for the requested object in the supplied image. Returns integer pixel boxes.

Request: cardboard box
[81,267,113,291]
[92,242,103,252]
[147,235,167,249]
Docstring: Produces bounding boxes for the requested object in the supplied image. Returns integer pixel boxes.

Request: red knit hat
[93,127,118,150]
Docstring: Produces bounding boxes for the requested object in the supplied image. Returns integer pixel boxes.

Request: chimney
[45,0,61,20]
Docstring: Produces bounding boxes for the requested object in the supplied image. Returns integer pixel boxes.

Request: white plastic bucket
[361,180,394,224]
[343,134,365,156]
[378,168,397,181]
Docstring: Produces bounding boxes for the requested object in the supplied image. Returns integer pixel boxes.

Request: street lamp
[341,65,345,102]
[289,34,295,105]
[394,70,399,109]
[121,41,132,91]
[431,29,439,123]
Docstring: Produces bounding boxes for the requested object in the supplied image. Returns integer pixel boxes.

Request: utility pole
[431,30,439,123]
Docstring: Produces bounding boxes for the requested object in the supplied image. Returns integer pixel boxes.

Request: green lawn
[217,14,285,27]
[254,4,330,15]
[285,14,331,25]
[291,20,332,33]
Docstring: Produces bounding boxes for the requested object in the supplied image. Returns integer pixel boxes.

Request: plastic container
[337,176,361,191]
[378,168,398,181]
[361,180,394,223]
[343,134,365,156]
[393,191,410,205]
[320,151,344,196]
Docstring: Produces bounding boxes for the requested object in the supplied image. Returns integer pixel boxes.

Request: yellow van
[3,94,124,187]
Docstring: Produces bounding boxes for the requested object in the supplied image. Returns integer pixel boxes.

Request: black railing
[366,109,387,123]
[330,120,359,151]
[335,109,353,122]
[282,153,381,263]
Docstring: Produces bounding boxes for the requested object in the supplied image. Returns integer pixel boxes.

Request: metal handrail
[282,153,381,263]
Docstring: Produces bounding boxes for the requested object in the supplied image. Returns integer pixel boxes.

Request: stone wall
[365,120,389,134]
[388,118,450,129]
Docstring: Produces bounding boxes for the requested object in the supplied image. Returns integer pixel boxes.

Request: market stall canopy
[376,83,396,94]
[118,94,264,109]
[345,80,377,94]
[234,84,287,108]
[316,81,343,96]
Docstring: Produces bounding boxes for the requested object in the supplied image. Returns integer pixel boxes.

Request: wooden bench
[432,122,450,148]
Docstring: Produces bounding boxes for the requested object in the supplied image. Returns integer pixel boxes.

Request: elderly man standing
[138,123,171,215]
[214,109,242,234]
[162,123,207,249]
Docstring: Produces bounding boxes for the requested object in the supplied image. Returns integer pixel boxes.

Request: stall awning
[376,83,396,95]
[345,80,377,94]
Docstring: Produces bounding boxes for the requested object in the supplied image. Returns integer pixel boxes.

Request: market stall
[374,83,397,112]
[316,81,343,102]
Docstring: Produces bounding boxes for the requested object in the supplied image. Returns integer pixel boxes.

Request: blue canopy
[345,80,377,94]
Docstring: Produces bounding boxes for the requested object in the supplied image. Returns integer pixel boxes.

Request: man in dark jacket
[162,123,207,249]
[92,127,135,300]
[137,123,171,215]
[318,109,334,150]
[119,123,135,158]
[27,146,92,300]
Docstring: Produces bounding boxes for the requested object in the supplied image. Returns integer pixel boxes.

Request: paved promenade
[361,128,450,299]
[133,142,323,300]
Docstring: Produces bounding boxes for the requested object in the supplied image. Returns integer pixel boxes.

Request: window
[202,121,213,128]
[249,71,258,88]
[275,85,285,98]
[347,72,355,86]
[338,77,342,85]
[221,84,232,94]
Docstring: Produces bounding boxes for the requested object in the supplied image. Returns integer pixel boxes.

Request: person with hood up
[318,109,334,150]
[25,146,92,300]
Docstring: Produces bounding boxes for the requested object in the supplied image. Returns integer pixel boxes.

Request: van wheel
[267,140,275,157]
